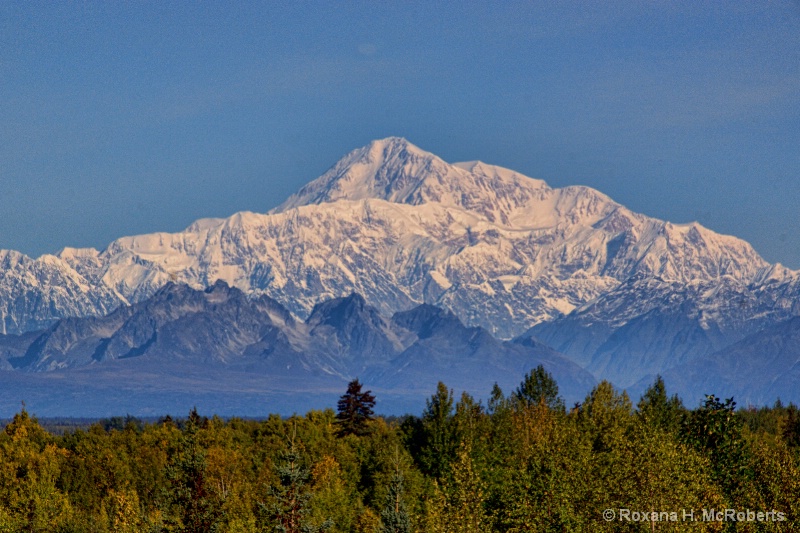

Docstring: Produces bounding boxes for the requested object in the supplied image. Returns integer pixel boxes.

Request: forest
[0,368,799,532]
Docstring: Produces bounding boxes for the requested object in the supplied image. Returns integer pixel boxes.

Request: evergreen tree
[783,404,800,448]
[513,365,564,411]
[487,383,507,415]
[637,375,683,432]
[379,470,411,533]
[335,379,376,437]
[187,406,208,430]
[419,382,457,479]
[165,413,222,533]
[453,392,484,446]
[264,431,332,533]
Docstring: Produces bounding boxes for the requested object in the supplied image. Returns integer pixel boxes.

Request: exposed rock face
[0,282,596,411]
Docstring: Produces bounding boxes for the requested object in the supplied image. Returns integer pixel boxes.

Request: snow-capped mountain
[526,268,800,386]
[1,137,798,396]
[0,249,121,334]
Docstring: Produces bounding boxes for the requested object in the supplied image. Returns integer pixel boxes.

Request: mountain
[0,282,594,415]
[525,265,800,386]
[1,137,798,404]
[0,249,121,334]
[0,281,304,372]
[636,316,800,407]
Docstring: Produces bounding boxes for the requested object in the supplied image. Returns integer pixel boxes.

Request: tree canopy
[0,376,798,531]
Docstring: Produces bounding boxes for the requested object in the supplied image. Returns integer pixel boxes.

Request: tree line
[0,369,799,532]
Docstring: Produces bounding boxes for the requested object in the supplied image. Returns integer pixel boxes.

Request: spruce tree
[783,404,800,447]
[165,413,221,533]
[514,365,564,411]
[379,470,411,533]
[637,375,683,432]
[335,378,376,437]
[487,383,507,415]
[420,382,456,479]
[264,429,332,533]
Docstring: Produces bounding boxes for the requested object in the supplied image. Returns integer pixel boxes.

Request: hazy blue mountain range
[648,316,800,407]
[1,137,798,414]
[0,281,593,415]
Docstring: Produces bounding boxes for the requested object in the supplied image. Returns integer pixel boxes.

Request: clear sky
[2,1,800,267]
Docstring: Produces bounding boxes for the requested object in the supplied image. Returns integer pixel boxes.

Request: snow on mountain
[526,230,799,386]
[0,249,121,335]
[0,137,797,395]
[274,137,635,234]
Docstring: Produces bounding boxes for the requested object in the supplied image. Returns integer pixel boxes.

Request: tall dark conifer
[784,405,800,447]
[336,378,376,437]
[637,375,683,432]
[419,382,456,479]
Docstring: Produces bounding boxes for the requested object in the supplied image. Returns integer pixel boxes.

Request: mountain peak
[307,293,370,329]
[273,137,442,212]
[367,136,423,154]
[272,137,560,227]
[346,136,434,162]
[392,303,468,340]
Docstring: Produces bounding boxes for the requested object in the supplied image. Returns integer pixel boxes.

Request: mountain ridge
[1,137,798,401]
[0,281,595,414]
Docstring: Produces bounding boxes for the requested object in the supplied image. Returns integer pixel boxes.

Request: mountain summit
[1,138,798,398]
[275,137,552,226]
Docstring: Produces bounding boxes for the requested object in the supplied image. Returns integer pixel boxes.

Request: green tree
[489,397,591,532]
[626,417,723,532]
[682,395,749,503]
[263,432,332,533]
[0,410,72,532]
[513,365,565,411]
[580,380,633,453]
[782,404,800,448]
[426,443,486,533]
[453,392,484,452]
[419,382,457,479]
[637,375,683,432]
[487,383,508,416]
[308,455,357,533]
[165,412,222,533]
[744,436,800,527]
[336,379,376,437]
[378,468,411,533]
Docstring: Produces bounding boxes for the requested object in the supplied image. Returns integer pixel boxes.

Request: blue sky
[2,1,800,267]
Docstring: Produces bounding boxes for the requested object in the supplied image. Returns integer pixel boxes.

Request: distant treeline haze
[0,369,799,532]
